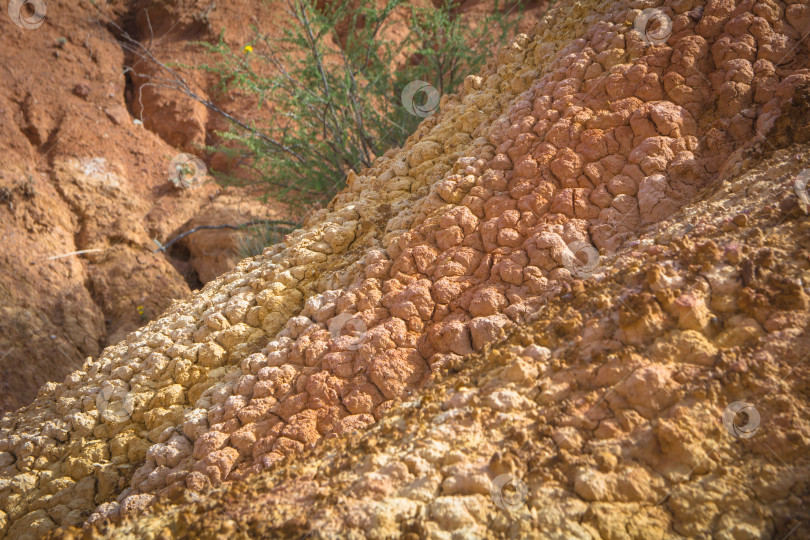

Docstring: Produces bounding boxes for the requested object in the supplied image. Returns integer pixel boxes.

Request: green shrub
[199,0,522,216]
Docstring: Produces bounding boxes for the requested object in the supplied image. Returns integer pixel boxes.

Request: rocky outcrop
[1,0,809,537]
[0,0,297,413]
[87,146,810,539]
[0,3,209,413]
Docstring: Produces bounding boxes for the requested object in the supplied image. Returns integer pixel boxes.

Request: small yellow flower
[244,45,253,53]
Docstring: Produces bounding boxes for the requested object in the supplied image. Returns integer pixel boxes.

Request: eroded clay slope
[2,0,809,536]
[74,143,810,539]
[0,0,291,415]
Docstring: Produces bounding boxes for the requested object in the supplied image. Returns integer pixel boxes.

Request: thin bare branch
[155,220,300,254]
